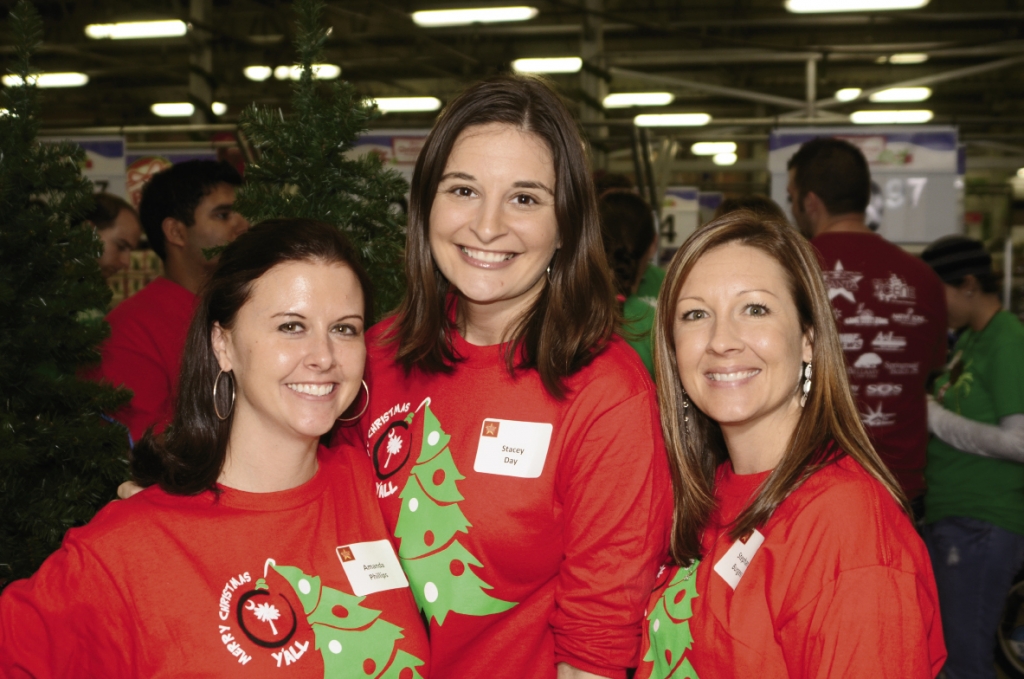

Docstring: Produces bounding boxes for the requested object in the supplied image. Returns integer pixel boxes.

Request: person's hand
[117,481,144,500]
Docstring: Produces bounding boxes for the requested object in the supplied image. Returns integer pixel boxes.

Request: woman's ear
[802,327,814,365]
[211,323,233,373]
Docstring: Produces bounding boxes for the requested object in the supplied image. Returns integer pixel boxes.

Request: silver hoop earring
[800,362,812,408]
[213,369,235,421]
[681,389,691,435]
[338,380,370,423]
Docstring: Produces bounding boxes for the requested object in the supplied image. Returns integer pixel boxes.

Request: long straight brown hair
[388,73,617,398]
[652,211,908,567]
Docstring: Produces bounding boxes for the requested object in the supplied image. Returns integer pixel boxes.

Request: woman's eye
[451,186,474,198]
[681,309,707,321]
[279,322,303,333]
[746,304,770,316]
[513,193,538,206]
[333,323,361,336]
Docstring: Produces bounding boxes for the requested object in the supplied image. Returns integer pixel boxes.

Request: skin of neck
[721,394,804,475]
[812,212,871,237]
[162,249,208,294]
[217,407,320,493]
[970,293,1003,333]
[458,284,545,346]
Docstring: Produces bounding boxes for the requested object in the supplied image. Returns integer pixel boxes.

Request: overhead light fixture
[786,0,928,12]
[603,92,674,108]
[850,109,934,124]
[151,102,195,117]
[243,66,273,82]
[886,53,929,64]
[211,102,227,115]
[273,64,341,81]
[512,57,582,74]
[713,152,738,166]
[835,87,862,102]
[411,6,539,27]
[691,141,736,156]
[634,113,711,127]
[2,72,89,88]
[370,97,443,113]
[85,19,187,40]
[869,86,931,102]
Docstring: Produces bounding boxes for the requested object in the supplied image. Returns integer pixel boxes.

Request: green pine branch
[0,0,131,585]
[235,0,409,318]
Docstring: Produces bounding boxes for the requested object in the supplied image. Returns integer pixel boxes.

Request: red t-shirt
[636,454,946,679]
[88,276,196,444]
[336,321,673,679]
[0,446,429,679]
[812,232,947,499]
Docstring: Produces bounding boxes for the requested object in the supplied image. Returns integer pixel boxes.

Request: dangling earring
[800,362,812,408]
[338,380,370,423]
[681,388,691,435]
[213,369,236,421]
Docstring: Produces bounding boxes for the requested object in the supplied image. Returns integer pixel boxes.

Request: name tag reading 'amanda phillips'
[473,418,553,479]
[336,540,409,597]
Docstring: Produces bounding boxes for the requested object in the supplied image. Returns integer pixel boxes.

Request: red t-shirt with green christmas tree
[635,454,946,679]
[338,321,673,679]
[0,445,429,679]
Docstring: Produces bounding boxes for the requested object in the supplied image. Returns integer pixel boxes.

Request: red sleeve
[777,565,946,679]
[551,389,674,678]
[99,313,174,443]
[0,535,137,678]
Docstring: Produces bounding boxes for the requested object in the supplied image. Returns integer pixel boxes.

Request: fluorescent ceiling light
[211,102,227,115]
[2,72,89,88]
[713,152,738,166]
[151,102,195,117]
[786,0,928,12]
[850,109,934,124]
[603,92,674,108]
[243,66,273,82]
[512,57,582,73]
[835,87,862,102]
[370,97,443,113]
[887,53,929,64]
[85,20,187,40]
[634,113,711,127]
[412,6,538,27]
[869,86,931,102]
[1018,168,1024,178]
[691,141,736,156]
[273,64,341,81]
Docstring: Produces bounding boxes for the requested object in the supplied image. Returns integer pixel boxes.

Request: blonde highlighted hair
[652,210,908,566]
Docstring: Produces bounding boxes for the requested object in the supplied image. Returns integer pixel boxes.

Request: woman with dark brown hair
[634,211,945,679]
[1,219,429,678]
[337,74,672,679]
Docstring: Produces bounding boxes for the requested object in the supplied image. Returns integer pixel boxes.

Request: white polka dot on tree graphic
[328,640,342,654]
[409,498,419,512]
[298,579,311,594]
[428,431,440,446]
[424,582,438,603]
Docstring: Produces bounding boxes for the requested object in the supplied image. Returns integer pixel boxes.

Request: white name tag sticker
[473,418,553,479]
[713,529,766,590]
[336,540,409,596]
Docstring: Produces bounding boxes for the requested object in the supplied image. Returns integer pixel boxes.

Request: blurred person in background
[1,220,429,678]
[711,193,787,223]
[86,160,249,444]
[599,189,660,375]
[86,193,141,279]
[787,137,947,516]
[921,235,1024,679]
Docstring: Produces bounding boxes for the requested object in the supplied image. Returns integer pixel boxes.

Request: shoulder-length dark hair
[652,210,908,567]
[130,218,373,495]
[389,73,617,398]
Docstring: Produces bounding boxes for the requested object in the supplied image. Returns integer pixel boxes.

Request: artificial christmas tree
[0,0,130,585]
[270,563,426,678]
[234,0,409,318]
[641,564,702,679]
[393,403,516,625]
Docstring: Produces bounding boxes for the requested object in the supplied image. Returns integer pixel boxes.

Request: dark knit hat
[921,235,992,284]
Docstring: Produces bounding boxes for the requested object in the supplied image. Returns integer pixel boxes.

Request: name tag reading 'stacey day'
[473,418,553,479]
[713,529,766,590]
[336,540,409,596]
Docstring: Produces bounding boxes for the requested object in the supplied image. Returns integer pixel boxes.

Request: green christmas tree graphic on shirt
[392,401,517,625]
[643,564,702,679]
[269,562,425,678]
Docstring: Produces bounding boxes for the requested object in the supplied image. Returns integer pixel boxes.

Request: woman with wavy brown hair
[336,73,672,679]
[634,211,945,679]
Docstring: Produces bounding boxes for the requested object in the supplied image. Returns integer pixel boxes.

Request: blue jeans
[923,516,1024,679]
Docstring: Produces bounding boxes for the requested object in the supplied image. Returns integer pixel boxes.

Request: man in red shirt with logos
[787,138,947,516]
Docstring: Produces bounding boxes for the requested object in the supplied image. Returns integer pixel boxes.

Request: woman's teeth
[707,370,759,382]
[462,247,515,263]
[287,383,335,396]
